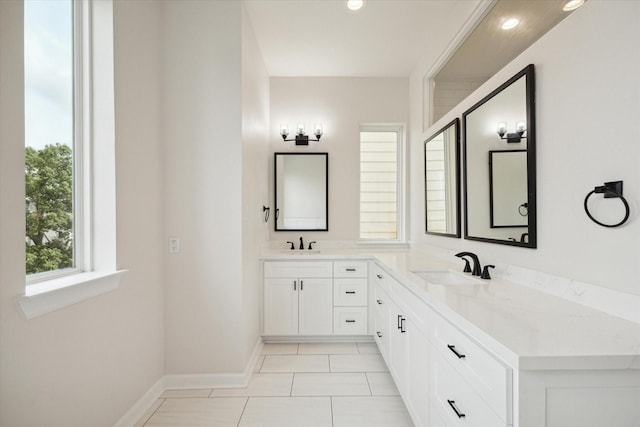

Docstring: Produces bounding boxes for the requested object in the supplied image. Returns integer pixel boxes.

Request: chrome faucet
[299,236,304,250]
[455,252,482,276]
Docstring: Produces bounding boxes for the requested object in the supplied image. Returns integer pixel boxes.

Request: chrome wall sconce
[280,123,323,145]
[497,122,526,143]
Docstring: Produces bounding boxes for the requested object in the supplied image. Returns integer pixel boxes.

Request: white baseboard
[114,338,264,426]
[113,376,165,427]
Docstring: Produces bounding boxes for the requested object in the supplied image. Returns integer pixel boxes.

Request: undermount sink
[411,270,483,285]
[280,250,321,255]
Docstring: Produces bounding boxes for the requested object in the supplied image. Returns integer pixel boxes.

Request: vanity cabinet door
[298,278,333,335]
[406,319,429,427]
[264,278,298,335]
[388,298,408,395]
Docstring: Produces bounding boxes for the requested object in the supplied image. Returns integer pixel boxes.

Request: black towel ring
[583,181,630,228]
[262,206,270,223]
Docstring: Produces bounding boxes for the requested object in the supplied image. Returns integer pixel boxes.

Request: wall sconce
[280,123,323,145]
[497,122,526,143]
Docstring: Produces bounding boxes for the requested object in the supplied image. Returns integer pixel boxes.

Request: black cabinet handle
[300,280,303,291]
[294,280,297,291]
[376,332,382,338]
[400,317,406,333]
[345,319,356,323]
[447,400,466,418]
[346,268,356,272]
[397,314,402,329]
[376,299,383,304]
[447,345,466,359]
[345,291,356,294]
[376,274,383,279]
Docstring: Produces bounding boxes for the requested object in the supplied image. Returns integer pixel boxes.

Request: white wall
[241,4,270,364]
[162,0,266,375]
[269,77,409,242]
[0,1,165,425]
[410,0,640,296]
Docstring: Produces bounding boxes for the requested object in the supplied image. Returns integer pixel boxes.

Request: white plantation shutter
[360,130,399,240]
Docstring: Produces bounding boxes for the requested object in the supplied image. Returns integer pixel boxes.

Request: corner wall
[410,0,640,296]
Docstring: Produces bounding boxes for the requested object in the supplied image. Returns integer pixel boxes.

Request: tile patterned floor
[135,341,414,426]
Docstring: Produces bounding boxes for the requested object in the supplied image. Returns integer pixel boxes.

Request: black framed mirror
[463,64,536,247]
[274,152,328,231]
[424,118,461,237]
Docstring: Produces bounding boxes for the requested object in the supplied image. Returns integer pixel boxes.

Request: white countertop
[262,248,640,371]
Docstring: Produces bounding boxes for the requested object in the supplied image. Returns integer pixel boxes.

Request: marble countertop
[262,248,640,371]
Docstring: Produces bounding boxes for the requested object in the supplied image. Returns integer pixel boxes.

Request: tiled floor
[135,341,414,426]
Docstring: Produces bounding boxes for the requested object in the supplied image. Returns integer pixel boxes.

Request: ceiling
[243,0,483,77]
[244,0,582,79]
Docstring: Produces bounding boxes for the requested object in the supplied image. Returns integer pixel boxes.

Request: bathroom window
[24,0,85,281]
[359,126,405,241]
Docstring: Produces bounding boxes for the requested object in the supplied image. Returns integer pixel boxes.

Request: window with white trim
[359,125,405,241]
[24,0,87,282]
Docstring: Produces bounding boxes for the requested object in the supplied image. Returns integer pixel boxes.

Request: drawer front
[334,278,368,306]
[264,261,333,278]
[430,347,507,427]
[334,261,368,278]
[430,312,510,422]
[333,307,368,335]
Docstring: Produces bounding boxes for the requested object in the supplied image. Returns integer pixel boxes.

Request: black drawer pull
[447,345,466,359]
[346,268,356,272]
[376,299,383,304]
[345,291,356,294]
[400,317,406,333]
[376,274,383,279]
[447,400,466,418]
[397,314,402,329]
[345,319,356,323]
[376,332,382,338]
[293,280,297,291]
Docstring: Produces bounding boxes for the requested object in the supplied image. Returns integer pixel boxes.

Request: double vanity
[261,249,640,427]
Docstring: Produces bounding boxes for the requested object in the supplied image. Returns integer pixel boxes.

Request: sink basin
[280,250,321,255]
[411,270,482,285]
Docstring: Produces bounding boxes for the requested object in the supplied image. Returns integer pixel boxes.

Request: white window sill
[19,270,127,320]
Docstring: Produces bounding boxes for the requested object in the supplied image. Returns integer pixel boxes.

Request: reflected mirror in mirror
[489,150,527,228]
[424,118,460,237]
[274,152,328,231]
[463,64,536,247]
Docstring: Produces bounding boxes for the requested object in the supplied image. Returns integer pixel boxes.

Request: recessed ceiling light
[501,18,520,30]
[563,0,585,11]
[347,0,364,12]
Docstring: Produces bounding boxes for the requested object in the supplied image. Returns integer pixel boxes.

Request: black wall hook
[583,181,630,228]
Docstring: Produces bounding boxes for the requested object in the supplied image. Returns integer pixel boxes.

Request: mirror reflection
[463,64,536,247]
[274,153,328,231]
[424,118,460,237]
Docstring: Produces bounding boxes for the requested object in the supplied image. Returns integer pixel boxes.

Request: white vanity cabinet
[263,262,333,335]
[373,264,430,427]
[333,261,368,335]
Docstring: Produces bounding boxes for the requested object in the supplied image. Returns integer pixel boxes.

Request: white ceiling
[243,0,483,78]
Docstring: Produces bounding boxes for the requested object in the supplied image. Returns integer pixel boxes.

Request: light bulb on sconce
[280,124,289,139]
[497,121,526,143]
[280,122,324,145]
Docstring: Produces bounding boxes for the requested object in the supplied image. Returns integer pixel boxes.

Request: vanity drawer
[334,278,368,306]
[333,307,368,335]
[430,347,507,426]
[264,261,333,278]
[334,261,368,278]
[430,312,511,423]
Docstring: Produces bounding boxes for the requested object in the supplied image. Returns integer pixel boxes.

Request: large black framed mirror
[274,152,328,231]
[424,118,460,237]
[463,64,536,247]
